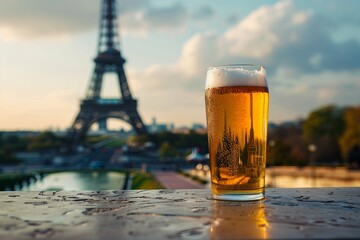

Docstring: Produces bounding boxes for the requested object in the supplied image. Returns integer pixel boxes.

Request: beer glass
[205,64,269,201]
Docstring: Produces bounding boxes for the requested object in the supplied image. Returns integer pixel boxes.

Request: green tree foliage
[267,140,292,166]
[314,135,343,163]
[0,134,24,165]
[0,134,3,148]
[150,130,208,151]
[27,131,65,151]
[86,135,110,144]
[158,142,177,158]
[267,122,308,166]
[0,132,66,164]
[303,105,345,163]
[0,150,22,165]
[127,134,149,146]
[3,135,27,151]
[303,105,345,141]
[131,171,164,189]
[339,106,360,162]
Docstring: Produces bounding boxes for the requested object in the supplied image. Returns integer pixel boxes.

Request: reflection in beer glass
[210,200,268,239]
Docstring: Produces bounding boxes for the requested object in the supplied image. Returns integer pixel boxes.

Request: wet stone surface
[0,188,360,239]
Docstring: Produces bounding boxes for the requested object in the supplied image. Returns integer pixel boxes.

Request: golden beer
[205,65,269,201]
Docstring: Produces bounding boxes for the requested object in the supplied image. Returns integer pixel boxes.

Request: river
[189,166,360,188]
[266,166,360,188]
[21,171,126,191]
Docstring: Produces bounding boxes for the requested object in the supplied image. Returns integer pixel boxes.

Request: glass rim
[207,64,265,70]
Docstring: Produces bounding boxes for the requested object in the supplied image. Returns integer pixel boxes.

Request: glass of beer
[205,64,269,201]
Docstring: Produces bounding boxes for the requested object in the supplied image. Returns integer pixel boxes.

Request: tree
[303,105,345,141]
[127,134,149,146]
[149,131,208,155]
[158,142,177,159]
[27,131,64,151]
[267,140,292,166]
[4,135,27,151]
[0,150,22,165]
[339,106,360,165]
[267,122,308,166]
[0,134,3,148]
[302,105,345,163]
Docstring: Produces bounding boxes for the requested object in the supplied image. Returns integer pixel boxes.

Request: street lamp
[308,144,317,187]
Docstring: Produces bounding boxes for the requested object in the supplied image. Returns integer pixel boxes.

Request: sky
[0,0,360,131]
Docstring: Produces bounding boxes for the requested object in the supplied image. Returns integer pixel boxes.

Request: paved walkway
[152,171,206,189]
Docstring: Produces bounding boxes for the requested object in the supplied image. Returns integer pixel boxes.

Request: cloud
[177,0,360,77]
[120,2,189,34]
[179,32,222,78]
[226,14,239,26]
[130,0,360,89]
[118,0,150,14]
[128,0,360,124]
[0,0,99,39]
[2,0,359,127]
[0,0,190,39]
[192,5,215,20]
[127,65,205,125]
[270,70,360,121]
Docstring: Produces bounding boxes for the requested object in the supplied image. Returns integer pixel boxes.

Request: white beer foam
[206,66,267,89]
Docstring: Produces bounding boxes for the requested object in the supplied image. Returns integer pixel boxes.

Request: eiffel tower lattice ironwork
[68,0,147,146]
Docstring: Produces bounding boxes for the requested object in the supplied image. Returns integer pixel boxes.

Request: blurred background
[0,0,359,191]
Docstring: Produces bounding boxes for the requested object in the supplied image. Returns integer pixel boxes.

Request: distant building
[172,126,191,134]
[268,120,303,132]
[268,122,278,131]
[191,123,207,134]
[279,120,302,129]
[191,123,205,130]
[146,117,174,133]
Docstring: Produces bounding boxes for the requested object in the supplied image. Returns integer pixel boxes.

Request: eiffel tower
[68,0,147,147]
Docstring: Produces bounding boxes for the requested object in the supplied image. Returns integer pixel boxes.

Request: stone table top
[0,188,360,239]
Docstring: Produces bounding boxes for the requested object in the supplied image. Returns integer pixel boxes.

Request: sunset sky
[1,0,360,130]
